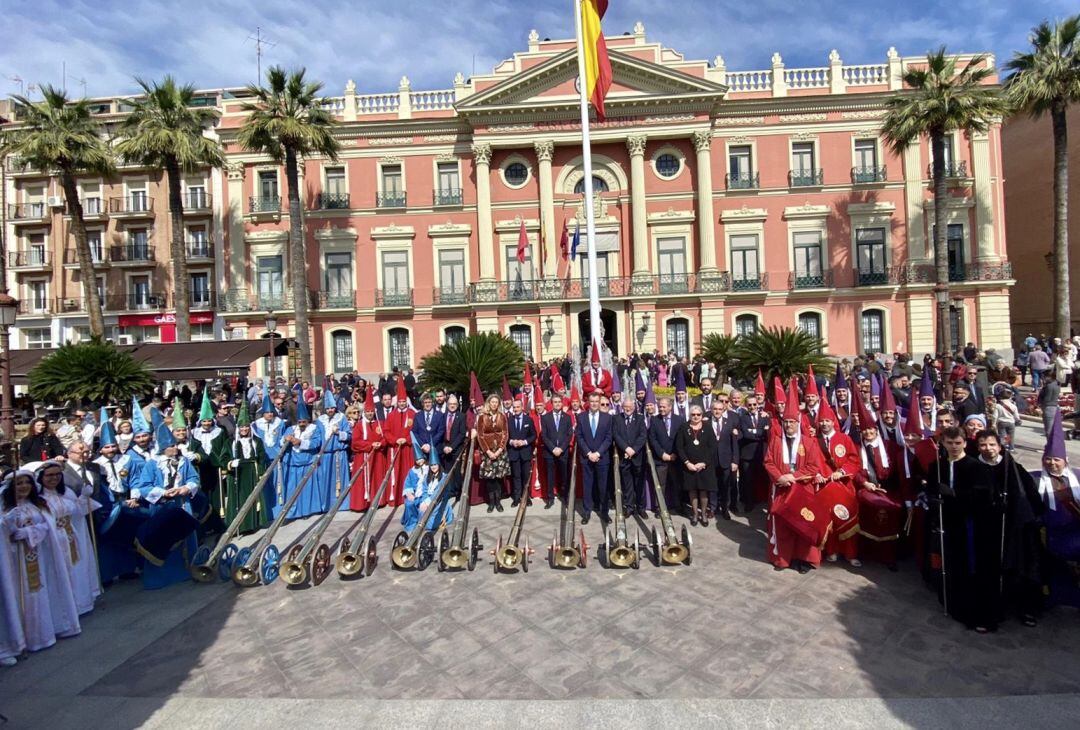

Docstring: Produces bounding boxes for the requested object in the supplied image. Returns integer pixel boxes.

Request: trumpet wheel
[650,527,660,567]
[681,524,693,566]
[633,532,641,570]
[417,532,436,571]
[364,538,378,577]
[285,544,302,563]
[438,530,449,573]
[392,531,408,550]
[469,527,480,572]
[579,529,588,570]
[312,545,332,585]
[522,536,529,574]
[339,536,351,556]
[218,543,240,581]
[233,546,253,579]
[261,545,281,585]
[192,545,211,567]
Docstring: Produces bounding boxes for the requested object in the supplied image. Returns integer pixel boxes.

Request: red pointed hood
[783,378,801,421]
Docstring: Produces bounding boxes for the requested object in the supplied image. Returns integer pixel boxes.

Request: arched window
[388,327,411,370]
[331,330,354,372]
[509,324,533,359]
[797,312,822,340]
[666,317,689,358]
[574,175,609,194]
[444,325,466,346]
[861,309,885,355]
[735,314,759,337]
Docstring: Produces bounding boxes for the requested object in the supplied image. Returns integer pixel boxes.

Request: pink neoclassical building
[4,23,1014,377]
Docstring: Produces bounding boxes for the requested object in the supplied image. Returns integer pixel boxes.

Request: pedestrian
[1038,372,1061,438]
[994,390,1019,451]
[675,405,717,527]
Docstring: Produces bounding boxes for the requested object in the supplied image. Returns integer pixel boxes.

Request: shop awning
[9,339,289,384]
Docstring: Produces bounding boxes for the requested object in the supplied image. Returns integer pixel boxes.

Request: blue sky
[3,0,1077,98]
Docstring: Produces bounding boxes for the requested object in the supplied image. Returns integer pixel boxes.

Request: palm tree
[30,336,155,405]
[418,332,525,396]
[731,327,832,382]
[699,332,739,385]
[881,49,1009,356]
[114,76,224,342]
[238,67,339,382]
[3,86,114,335]
[1005,16,1080,339]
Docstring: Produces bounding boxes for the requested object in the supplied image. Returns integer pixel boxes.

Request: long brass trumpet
[549,441,587,569]
[599,451,640,569]
[438,438,482,571]
[280,451,368,586]
[492,451,532,573]
[335,448,399,578]
[390,449,465,570]
[191,442,293,582]
[645,448,692,566]
[232,434,330,587]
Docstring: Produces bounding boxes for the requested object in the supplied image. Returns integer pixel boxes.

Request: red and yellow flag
[580,0,612,120]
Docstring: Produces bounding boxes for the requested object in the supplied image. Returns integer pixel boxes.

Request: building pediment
[456,49,726,116]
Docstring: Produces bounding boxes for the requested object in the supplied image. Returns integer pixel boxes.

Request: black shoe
[511,499,520,507]
[690,515,698,527]
[487,504,494,513]
[600,513,610,525]
[729,504,740,515]
[796,562,811,574]
[581,514,591,525]
[887,562,898,572]
[721,509,731,521]
[527,497,533,506]
[700,515,709,528]
[637,508,648,519]
[544,500,554,509]
[495,502,504,513]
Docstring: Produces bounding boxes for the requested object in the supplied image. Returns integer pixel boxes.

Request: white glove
[228,459,239,469]
[11,527,29,542]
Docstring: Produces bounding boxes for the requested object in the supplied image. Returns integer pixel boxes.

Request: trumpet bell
[336,551,363,577]
[391,545,417,569]
[190,563,217,583]
[496,544,523,570]
[442,546,468,569]
[281,560,309,586]
[554,545,581,569]
[609,544,637,568]
[232,565,260,587]
[662,542,690,565]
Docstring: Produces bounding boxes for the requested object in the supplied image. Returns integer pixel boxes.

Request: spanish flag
[579,0,612,120]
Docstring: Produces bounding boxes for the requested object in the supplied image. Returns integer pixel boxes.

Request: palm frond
[29,337,156,405]
[731,327,832,382]
[417,332,525,397]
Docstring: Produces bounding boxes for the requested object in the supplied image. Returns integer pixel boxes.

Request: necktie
[554,415,559,431]
[865,445,879,483]
[626,415,631,427]
[665,417,670,436]
[517,416,523,431]
[591,414,597,437]
[447,413,454,433]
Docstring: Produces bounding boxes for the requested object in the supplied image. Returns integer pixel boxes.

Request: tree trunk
[166,156,191,342]
[1052,101,1071,339]
[59,170,105,336]
[930,130,951,357]
[286,148,312,383]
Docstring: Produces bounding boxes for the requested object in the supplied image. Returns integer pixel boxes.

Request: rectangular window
[28,280,48,312]
[861,311,884,354]
[791,142,815,173]
[728,145,754,188]
[854,139,878,169]
[947,224,964,281]
[436,162,461,205]
[187,227,209,257]
[506,244,533,282]
[325,167,346,195]
[27,233,46,266]
[186,184,208,208]
[389,329,411,370]
[855,228,888,285]
[130,275,152,309]
[666,319,689,358]
[129,228,149,259]
[438,249,466,301]
[657,237,688,294]
[257,256,284,306]
[580,253,610,296]
[71,326,92,344]
[792,230,823,287]
[509,326,533,359]
[381,164,402,193]
[82,183,102,215]
[190,323,215,341]
[332,331,354,371]
[86,230,104,262]
[730,234,760,290]
[129,187,148,212]
[24,328,52,350]
[258,171,278,201]
[324,252,353,306]
[190,272,211,307]
[798,313,822,341]
[381,251,410,305]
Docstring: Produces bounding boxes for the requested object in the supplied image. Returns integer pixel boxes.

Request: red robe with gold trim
[764,432,827,569]
[349,417,389,511]
[856,439,906,565]
[582,367,612,397]
[817,430,861,559]
[382,406,415,505]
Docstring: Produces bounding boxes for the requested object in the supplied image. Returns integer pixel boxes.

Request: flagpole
[573,0,603,357]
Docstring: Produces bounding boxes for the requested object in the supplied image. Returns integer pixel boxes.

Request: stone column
[626,134,650,279]
[692,130,718,274]
[225,162,246,308]
[970,129,996,260]
[534,140,557,276]
[472,143,495,280]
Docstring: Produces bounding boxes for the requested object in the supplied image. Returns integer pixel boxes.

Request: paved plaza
[1,418,1078,729]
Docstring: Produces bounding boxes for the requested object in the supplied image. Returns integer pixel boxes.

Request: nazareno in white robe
[43,488,101,615]
[0,518,26,660]
[1,503,81,652]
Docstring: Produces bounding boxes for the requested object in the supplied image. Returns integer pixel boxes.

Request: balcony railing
[187,289,216,309]
[316,192,350,210]
[927,161,968,178]
[788,270,834,290]
[56,297,92,314]
[314,290,356,309]
[730,273,768,292]
[468,273,733,303]
[725,172,759,190]
[852,165,887,183]
[376,192,407,208]
[433,188,463,206]
[789,169,824,187]
[67,198,106,217]
[186,238,213,259]
[375,288,413,307]
[855,267,901,286]
[17,299,54,315]
[182,191,212,210]
[433,287,468,305]
[110,244,155,263]
[63,247,109,266]
[250,196,280,213]
[220,289,315,312]
[7,202,48,220]
[109,195,154,214]
[126,293,167,310]
[903,261,1013,284]
[8,250,51,268]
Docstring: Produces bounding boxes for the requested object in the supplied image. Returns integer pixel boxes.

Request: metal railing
[7,202,48,220]
[788,271,834,289]
[855,267,900,286]
[927,161,968,178]
[376,192,407,208]
[17,298,54,315]
[183,192,212,210]
[851,165,887,183]
[315,290,356,309]
[63,247,108,265]
[725,172,759,190]
[316,192,350,210]
[789,169,824,187]
[8,250,51,268]
[433,188,463,206]
[188,289,216,309]
[77,198,105,216]
[186,238,213,258]
[249,195,280,213]
[110,244,155,263]
[730,273,768,292]
[126,293,167,310]
[903,261,1013,284]
[433,287,468,305]
[375,288,413,306]
[110,195,154,214]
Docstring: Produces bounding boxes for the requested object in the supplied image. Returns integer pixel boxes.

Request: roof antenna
[246,26,277,82]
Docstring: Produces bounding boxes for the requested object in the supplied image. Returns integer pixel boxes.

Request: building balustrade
[8,250,51,268]
[316,192,350,210]
[314,290,356,309]
[182,191,212,211]
[432,287,468,305]
[730,272,768,292]
[109,195,154,215]
[376,192,407,208]
[926,161,969,178]
[855,267,901,286]
[7,202,49,221]
[249,195,280,213]
[185,238,214,259]
[725,172,760,190]
[433,188,464,206]
[125,292,168,311]
[17,298,54,315]
[375,288,413,307]
[789,169,824,187]
[63,247,110,266]
[851,165,887,183]
[109,244,155,264]
[788,270,834,290]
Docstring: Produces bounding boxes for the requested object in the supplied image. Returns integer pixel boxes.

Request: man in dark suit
[613,398,648,518]
[440,394,468,498]
[575,391,612,524]
[540,392,573,508]
[507,396,537,506]
[707,396,740,520]
[736,393,771,512]
[690,377,716,414]
[410,393,446,463]
[375,392,394,423]
[648,397,685,514]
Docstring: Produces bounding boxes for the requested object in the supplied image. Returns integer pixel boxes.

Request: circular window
[655,153,680,178]
[573,175,609,194]
[504,162,529,187]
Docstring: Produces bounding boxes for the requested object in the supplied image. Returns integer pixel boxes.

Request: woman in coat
[675,405,718,527]
[18,418,65,465]
[476,394,509,513]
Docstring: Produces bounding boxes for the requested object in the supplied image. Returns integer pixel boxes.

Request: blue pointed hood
[131,396,150,435]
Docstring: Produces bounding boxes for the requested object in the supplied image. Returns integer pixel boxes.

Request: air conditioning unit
[47,195,65,208]
[63,298,77,309]
[116,334,135,345]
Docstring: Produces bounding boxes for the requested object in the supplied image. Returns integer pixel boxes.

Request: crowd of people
[2,342,1078,668]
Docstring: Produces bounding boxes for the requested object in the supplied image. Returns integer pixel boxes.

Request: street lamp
[0,292,18,445]
[265,312,278,386]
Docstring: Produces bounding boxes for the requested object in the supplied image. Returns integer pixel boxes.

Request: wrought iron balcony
[7,202,48,221]
[316,192,350,210]
[249,195,280,213]
[731,273,768,292]
[182,191,212,211]
[433,287,468,305]
[109,195,154,215]
[8,250,51,268]
[852,165,887,184]
[376,191,407,208]
[903,261,1013,284]
[126,292,167,310]
[220,289,298,312]
[725,172,759,190]
[110,244,155,264]
[789,169,824,187]
[855,267,900,286]
[927,161,968,178]
[55,296,92,314]
[185,238,213,259]
[375,288,413,307]
[68,197,106,218]
[17,298,54,315]
[63,247,109,266]
[188,289,216,309]
[433,188,463,206]
[789,270,834,290]
[315,290,356,309]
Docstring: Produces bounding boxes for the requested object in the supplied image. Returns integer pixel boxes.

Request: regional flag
[559,219,569,260]
[516,219,528,264]
[579,0,612,120]
[570,221,581,261]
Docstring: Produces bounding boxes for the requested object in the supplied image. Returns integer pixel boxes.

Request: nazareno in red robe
[763,432,827,569]
[817,430,862,560]
[382,407,415,505]
[856,439,907,565]
[349,417,389,511]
